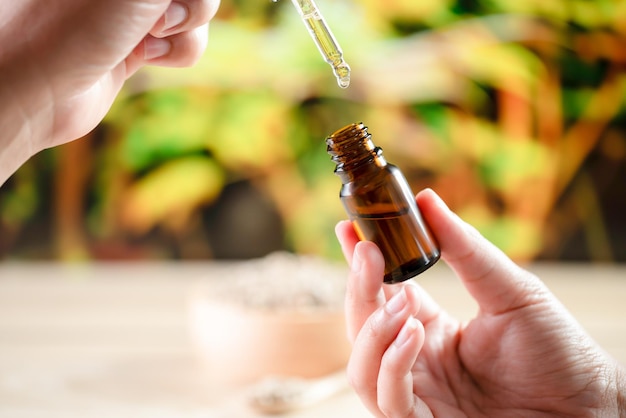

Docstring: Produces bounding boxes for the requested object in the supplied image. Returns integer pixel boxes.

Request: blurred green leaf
[0,166,38,226]
[120,90,217,171]
[479,139,553,191]
[209,91,294,171]
[461,206,543,260]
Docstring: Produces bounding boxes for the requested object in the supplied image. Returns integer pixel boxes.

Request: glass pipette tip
[278,0,351,88]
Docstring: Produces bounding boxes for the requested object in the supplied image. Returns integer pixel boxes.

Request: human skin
[336,188,626,418]
[0,0,220,185]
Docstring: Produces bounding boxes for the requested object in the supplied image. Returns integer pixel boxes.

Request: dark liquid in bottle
[346,203,440,284]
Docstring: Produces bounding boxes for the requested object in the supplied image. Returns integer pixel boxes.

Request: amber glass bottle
[326,122,440,283]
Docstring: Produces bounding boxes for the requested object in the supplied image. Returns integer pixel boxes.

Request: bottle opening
[327,122,368,144]
[326,122,381,172]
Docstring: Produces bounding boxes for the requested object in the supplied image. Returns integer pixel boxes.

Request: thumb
[416,188,546,314]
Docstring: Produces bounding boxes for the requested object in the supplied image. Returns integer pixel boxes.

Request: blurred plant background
[1,0,625,263]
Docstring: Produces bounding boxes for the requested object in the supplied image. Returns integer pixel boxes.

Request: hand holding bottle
[0,0,220,185]
[336,188,626,417]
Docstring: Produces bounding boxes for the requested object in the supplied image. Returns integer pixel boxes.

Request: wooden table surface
[0,261,624,417]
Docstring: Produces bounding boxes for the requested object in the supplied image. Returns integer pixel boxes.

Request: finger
[148,24,209,67]
[336,219,415,310]
[336,221,442,329]
[151,0,221,37]
[343,241,387,343]
[378,317,434,418]
[416,188,547,315]
[400,281,443,326]
[335,220,359,265]
[54,1,171,76]
[127,23,209,74]
[347,286,421,417]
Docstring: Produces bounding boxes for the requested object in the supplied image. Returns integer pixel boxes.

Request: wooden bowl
[188,253,351,385]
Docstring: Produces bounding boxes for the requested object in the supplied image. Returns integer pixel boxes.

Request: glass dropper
[274,0,351,88]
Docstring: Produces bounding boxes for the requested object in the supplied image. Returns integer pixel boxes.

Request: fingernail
[385,288,407,314]
[144,37,171,60]
[162,2,188,33]
[394,317,418,347]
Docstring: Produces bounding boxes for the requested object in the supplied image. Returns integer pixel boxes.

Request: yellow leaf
[121,157,224,234]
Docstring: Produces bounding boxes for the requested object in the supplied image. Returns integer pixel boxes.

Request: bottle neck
[326,122,387,182]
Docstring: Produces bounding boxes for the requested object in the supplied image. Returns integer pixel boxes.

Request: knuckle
[170,26,208,66]
[380,403,416,418]
[363,309,385,340]
[183,0,221,24]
